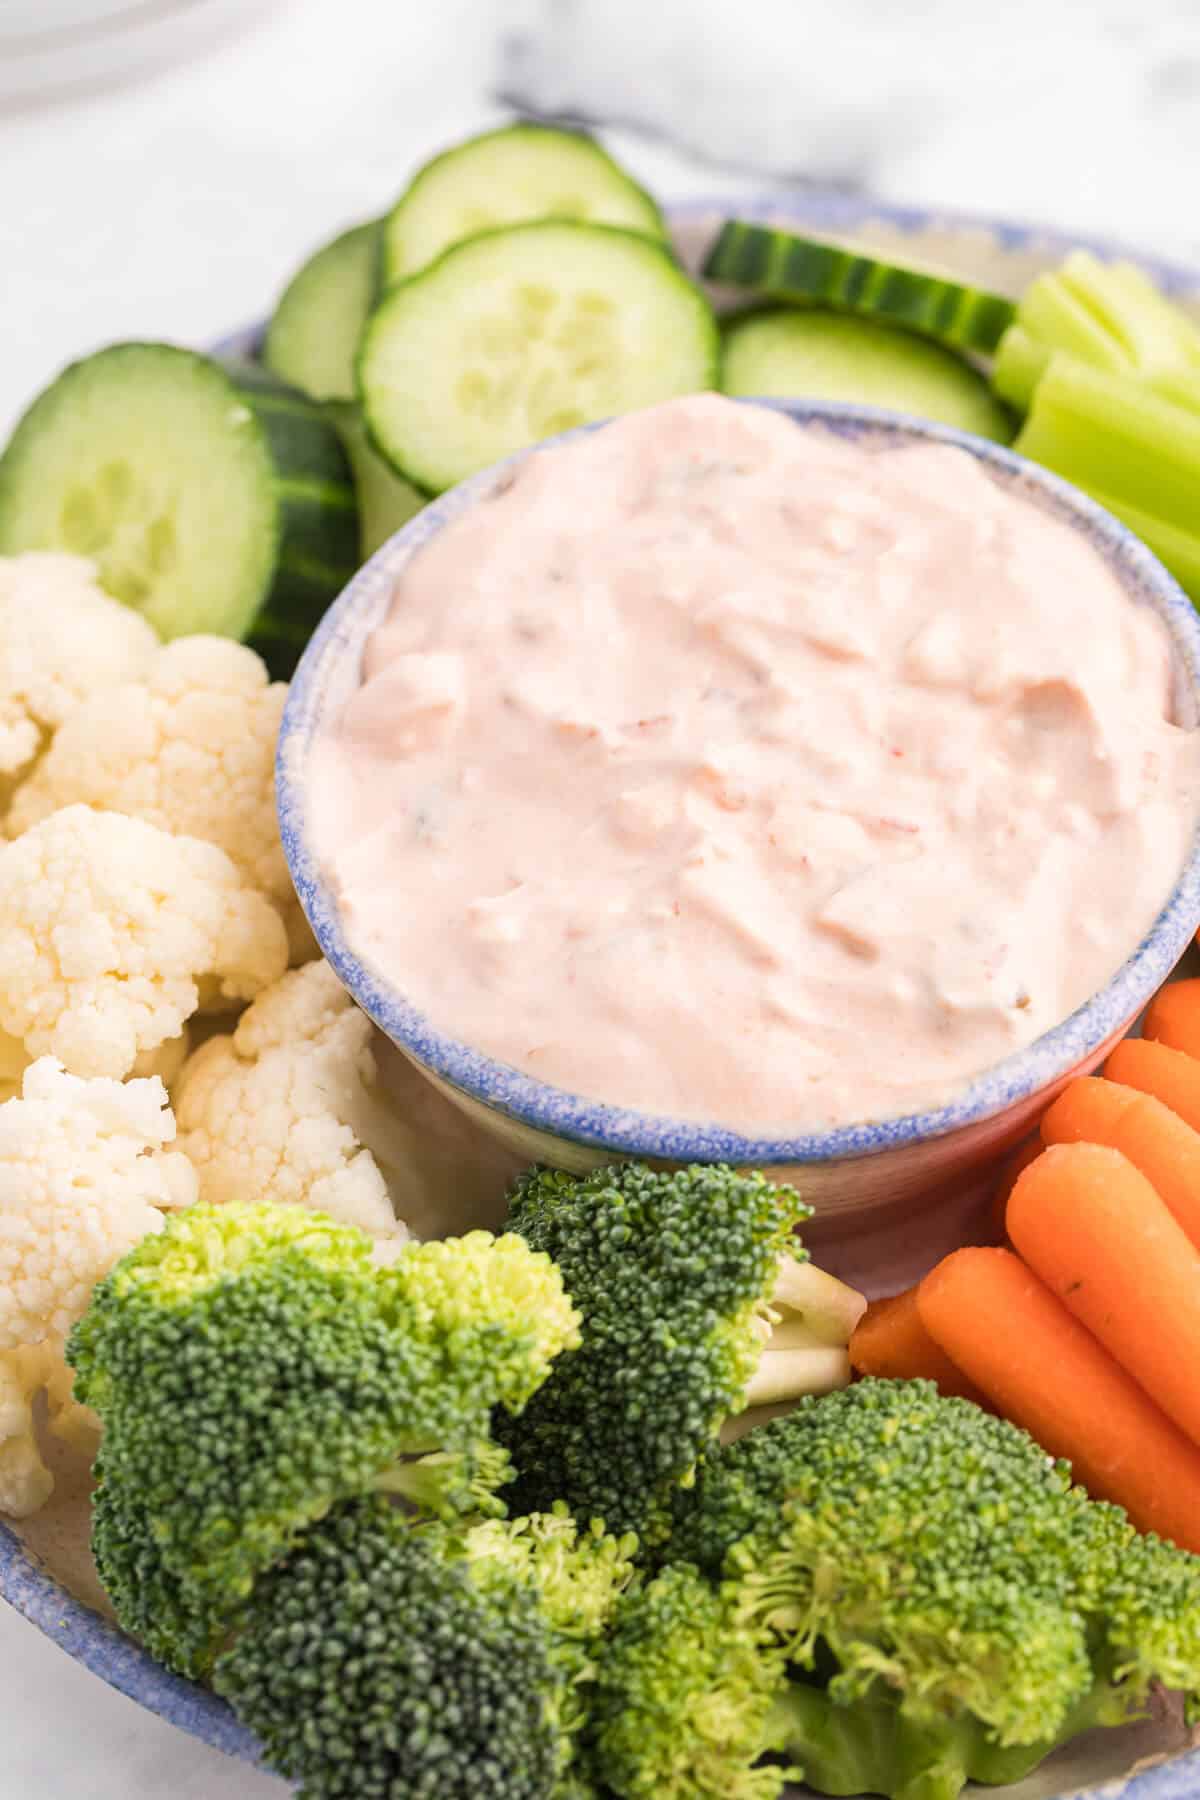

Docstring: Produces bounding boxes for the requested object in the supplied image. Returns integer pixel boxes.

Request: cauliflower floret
[0,1340,99,1519]
[0,805,288,1079]
[0,1027,26,1103]
[0,1055,196,1352]
[132,1027,192,1090]
[0,1024,189,1103]
[0,554,158,788]
[0,1054,195,1513]
[6,635,314,961]
[174,960,417,1242]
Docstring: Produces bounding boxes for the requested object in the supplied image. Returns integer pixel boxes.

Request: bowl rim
[278,397,1200,1167]
[7,188,1200,1799]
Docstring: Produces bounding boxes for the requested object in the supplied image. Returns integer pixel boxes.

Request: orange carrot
[1007,1141,1200,1450]
[989,1136,1042,1242]
[1041,1074,1200,1250]
[1142,977,1200,1061]
[1106,1035,1200,1135]
[849,1288,987,1405]
[917,1245,1200,1551]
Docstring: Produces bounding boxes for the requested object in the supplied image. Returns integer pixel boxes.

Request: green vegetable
[264,219,381,403]
[496,1162,812,1544]
[1012,354,1200,607]
[381,122,667,285]
[67,1201,579,1676]
[652,1379,1200,1800]
[720,307,1013,441]
[993,250,1200,413]
[702,221,1016,353]
[984,251,1200,609]
[0,345,359,677]
[227,362,361,677]
[590,1561,795,1800]
[359,220,720,494]
[325,400,425,558]
[215,1496,635,1800]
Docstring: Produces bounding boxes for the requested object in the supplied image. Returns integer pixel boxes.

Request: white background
[2,0,1200,1791]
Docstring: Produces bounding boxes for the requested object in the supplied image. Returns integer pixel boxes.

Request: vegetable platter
[3,123,1200,1800]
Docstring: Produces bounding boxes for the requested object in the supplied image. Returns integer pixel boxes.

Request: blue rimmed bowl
[278,397,1200,1268]
[7,191,1200,1800]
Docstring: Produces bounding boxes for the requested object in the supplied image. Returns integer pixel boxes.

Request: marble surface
[3,0,1200,1792]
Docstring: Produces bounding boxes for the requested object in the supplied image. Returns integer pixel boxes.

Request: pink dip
[310,395,1199,1131]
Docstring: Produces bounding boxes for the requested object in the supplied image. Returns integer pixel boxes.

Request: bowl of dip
[279,393,1200,1277]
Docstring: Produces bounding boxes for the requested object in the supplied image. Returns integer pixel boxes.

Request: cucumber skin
[0,342,282,644]
[325,401,426,559]
[0,346,356,676]
[264,220,381,403]
[381,121,668,286]
[226,364,361,677]
[705,220,1016,355]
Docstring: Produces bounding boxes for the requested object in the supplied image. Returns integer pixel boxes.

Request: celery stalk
[1085,497,1200,603]
[994,251,1200,415]
[1014,355,1200,605]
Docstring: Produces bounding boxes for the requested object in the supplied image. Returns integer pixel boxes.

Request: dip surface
[310,395,1199,1131]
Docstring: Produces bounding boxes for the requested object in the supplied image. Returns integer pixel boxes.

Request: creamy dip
[310,395,1199,1131]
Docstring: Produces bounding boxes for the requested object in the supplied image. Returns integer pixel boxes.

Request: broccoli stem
[768,1257,867,1350]
[771,1662,1145,1800]
[372,1443,513,1519]
[772,1681,979,1800]
[736,1257,863,1412]
[742,1347,850,1409]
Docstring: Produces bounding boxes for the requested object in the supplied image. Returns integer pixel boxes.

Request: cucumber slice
[381,123,666,285]
[264,219,380,403]
[0,345,278,641]
[326,402,425,559]
[0,345,358,675]
[227,364,361,676]
[360,221,719,493]
[704,221,1016,355]
[721,309,1014,443]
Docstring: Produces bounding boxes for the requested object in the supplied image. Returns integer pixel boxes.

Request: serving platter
[4,184,1200,1797]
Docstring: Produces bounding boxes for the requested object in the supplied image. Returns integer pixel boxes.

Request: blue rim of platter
[5,188,1200,1798]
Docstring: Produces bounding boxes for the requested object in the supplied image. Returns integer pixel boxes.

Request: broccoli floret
[589,1562,796,1800]
[497,1162,811,1542]
[68,1201,579,1677]
[663,1379,1200,1800]
[214,1497,634,1800]
[457,1503,639,1795]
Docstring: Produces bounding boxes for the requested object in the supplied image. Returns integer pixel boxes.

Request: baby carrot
[1008,1142,1200,1449]
[917,1245,1200,1552]
[1041,1074,1200,1249]
[1106,1035,1200,1135]
[989,1136,1042,1242]
[849,1288,987,1405]
[1142,977,1200,1061]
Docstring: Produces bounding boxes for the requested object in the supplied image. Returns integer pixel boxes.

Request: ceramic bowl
[7,191,1200,1800]
[278,398,1200,1264]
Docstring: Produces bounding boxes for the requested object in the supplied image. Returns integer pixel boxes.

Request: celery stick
[1060,252,1196,368]
[1015,356,1200,521]
[1087,496,1200,602]
[992,324,1059,413]
[1152,365,1200,415]
[1014,355,1200,604]
[994,251,1200,414]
